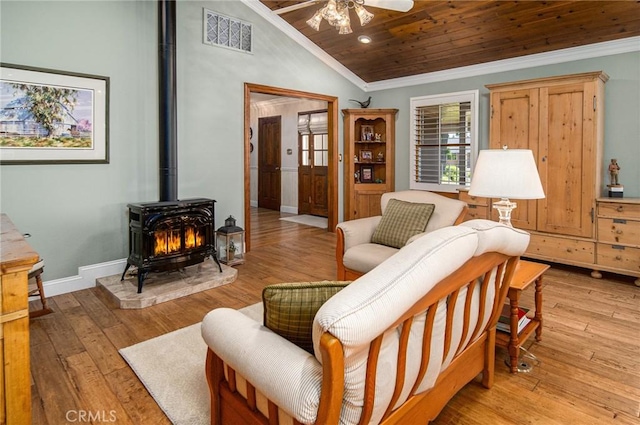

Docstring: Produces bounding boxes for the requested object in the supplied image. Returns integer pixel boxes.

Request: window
[298,112,328,167]
[410,90,479,192]
[204,9,252,53]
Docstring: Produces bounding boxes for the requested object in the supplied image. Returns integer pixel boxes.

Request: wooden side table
[495,259,550,373]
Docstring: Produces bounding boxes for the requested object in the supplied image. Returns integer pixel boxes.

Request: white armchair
[336,190,468,280]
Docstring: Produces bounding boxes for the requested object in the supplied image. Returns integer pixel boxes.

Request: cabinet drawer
[464,205,489,221]
[598,202,640,220]
[597,218,640,246]
[528,234,595,264]
[597,244,640,274]
[458,191,489,206]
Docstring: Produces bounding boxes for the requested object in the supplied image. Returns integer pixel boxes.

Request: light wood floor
[29,208,639,424]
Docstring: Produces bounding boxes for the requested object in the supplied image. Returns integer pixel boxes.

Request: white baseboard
[35,258,128,298]
[280,205,298,214]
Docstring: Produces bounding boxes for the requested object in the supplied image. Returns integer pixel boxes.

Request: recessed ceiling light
[358,35,372,44]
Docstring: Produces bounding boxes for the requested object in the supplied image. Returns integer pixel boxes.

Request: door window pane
[301,135,310,166]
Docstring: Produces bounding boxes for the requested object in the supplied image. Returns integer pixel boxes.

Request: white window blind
[410,90,479,192]
[298,111,328,167]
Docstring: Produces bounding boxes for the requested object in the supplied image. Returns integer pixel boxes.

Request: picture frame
[361,125,374,142]
[360,165,374,183]
[360,150,373,162]
[0,63,109,164]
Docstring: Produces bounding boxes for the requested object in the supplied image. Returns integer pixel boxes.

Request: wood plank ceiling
[260,1,640,83]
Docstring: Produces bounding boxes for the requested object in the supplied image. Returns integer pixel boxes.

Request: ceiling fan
[273,0,414,15]
[273,0,414,34]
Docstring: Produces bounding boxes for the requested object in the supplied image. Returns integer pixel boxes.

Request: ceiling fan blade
[364,0,414,12]
[273,0,322,15]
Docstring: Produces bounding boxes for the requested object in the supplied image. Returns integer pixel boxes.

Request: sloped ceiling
[259,1,640,83]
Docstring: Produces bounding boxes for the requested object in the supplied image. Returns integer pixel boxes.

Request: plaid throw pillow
[262,281,351,354]
[371,199,435,249]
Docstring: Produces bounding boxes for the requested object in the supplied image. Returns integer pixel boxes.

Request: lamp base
[493,198,517,227]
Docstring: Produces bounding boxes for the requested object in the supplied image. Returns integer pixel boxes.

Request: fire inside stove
[154,226,204,256]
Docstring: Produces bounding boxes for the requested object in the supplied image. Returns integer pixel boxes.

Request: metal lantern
[216,215,245,265]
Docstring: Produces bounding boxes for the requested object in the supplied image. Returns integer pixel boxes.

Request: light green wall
[1,0,638,283]
[0,0,364,280]
[370,52,640,198]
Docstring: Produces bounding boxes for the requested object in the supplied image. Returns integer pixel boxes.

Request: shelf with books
[497,305,531,334]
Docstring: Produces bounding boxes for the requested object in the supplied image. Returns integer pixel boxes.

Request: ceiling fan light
[322,0,340,23]
[338,21,353,34]
[306,8,324,31]
[336,5,352,33]
[354,4,374,26]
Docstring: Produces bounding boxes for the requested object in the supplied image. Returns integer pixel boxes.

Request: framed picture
[360,150,373,162]
[360,165,374,183]
[0,63,109,164]
[361,125,374,142]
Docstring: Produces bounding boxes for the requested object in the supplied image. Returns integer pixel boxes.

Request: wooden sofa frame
[205,252,519,425]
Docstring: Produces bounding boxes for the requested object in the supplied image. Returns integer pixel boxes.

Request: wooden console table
[0,214,38,424]
[495,259,550,373]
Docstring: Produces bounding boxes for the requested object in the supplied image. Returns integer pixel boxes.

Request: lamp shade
[469,149,545,199]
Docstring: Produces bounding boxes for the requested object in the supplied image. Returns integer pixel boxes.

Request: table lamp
[468,147,545,227]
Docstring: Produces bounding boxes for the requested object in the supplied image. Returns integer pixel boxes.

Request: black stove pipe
[158,0,178,202]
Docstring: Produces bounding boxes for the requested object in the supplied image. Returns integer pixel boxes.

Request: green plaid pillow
[371,199,435,249]
[262,281,351,354]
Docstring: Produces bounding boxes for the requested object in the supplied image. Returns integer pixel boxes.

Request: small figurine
[375,133,382,142]
[608,158,621,186]
[376,151,384,162]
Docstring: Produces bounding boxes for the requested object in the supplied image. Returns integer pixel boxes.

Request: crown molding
[240,0,366,89]
[241,0,640,93]
[366,36,640,91]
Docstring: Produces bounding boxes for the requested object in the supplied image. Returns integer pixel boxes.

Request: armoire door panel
[538,85,595,238]
[489,89,539,230]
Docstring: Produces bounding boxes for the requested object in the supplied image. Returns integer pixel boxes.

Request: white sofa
[336,190,468,280]
[202,219,530,425]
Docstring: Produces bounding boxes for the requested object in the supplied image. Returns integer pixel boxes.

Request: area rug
[119,303,263,425]
[279,214,328,229]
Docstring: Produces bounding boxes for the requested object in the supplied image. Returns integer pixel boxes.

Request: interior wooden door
[489,89,539,230]
[537,82,596,238]
[298,133,328,217]
[258,116,281,211]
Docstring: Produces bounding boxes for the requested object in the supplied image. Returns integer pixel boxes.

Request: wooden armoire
[486,72,609,271]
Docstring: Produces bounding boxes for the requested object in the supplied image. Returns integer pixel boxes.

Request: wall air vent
[204,9,252,54]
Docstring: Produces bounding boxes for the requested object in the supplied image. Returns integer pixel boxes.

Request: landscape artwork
[0,64,109,164]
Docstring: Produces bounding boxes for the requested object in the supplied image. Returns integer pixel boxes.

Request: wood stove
[121,1,225,293]
[121,198,222,293]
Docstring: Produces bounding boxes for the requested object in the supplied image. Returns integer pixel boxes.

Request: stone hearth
[97,258,236,309]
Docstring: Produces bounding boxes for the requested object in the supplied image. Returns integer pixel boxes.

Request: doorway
[244,83,339,252]
[298,110,329,217]
[257,116,282,211]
